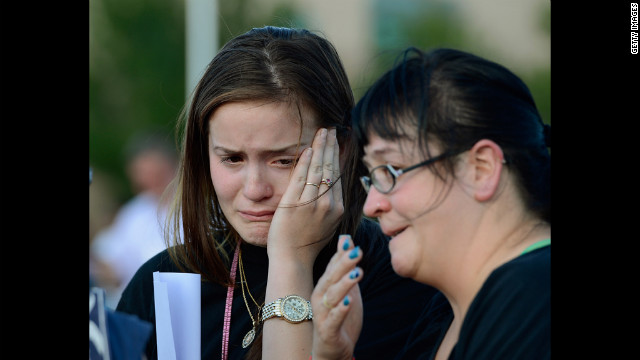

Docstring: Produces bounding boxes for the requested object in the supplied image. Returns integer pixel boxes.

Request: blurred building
[252,0,549,88]
[451,0,550,76]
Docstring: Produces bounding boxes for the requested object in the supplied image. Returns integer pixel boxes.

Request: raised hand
[267,127,344,264]
[310,234,363,360]
[262,127,345,360]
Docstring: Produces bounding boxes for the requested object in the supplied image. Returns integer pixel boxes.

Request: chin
[231,222,270,247]
[238,231,269,247]
[389,251,416,279]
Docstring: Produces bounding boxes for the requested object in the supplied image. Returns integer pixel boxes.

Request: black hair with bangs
[352,47,550,224]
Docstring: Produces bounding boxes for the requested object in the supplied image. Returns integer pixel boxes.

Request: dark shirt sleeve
[452,248,551,360]
[352,219,442,360]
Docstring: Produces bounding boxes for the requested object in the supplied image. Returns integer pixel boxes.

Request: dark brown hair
[161,27,365,358]
[165,26,365,279]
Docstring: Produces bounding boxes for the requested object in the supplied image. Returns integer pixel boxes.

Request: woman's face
[361,132,472,283]
[208,100,317,247]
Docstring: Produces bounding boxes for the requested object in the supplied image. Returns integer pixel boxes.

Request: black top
[117,218,440,359]
[396,246,551,360]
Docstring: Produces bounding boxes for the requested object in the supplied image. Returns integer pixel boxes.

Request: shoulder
[115,193,157,218]
[487,246,550,294]
[115,248,182,314]
[456,247,550,359]
[473,246,550,320]
[134,247,182,276]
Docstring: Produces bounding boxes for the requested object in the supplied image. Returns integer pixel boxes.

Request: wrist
[265,259,314,302]
[267,245,317,272]
[266,233,331,265]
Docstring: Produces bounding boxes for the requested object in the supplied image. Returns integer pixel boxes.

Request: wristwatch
[261,294,313,323]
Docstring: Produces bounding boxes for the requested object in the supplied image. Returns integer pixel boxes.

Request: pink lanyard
[222,242,240,360]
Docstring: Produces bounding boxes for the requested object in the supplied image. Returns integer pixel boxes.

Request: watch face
[282,295,309,322]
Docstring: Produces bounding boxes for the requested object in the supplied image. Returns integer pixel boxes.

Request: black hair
[353,47,550,224]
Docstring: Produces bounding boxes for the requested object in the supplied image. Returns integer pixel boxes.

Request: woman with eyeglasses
[310,47,551,360]
[115,27,439,360]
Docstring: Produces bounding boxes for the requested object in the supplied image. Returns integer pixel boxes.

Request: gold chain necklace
[238,248,264,348]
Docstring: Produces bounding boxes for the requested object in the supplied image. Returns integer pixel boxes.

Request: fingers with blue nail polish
[349,246,360,259]
[339,234,352,251]
[343,296,350,306]
[349,268,360,279]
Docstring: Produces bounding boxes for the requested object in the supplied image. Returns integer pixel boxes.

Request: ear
[467,139,505,202]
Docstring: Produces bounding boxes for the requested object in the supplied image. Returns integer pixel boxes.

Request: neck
[435,211,549,331]
[432,217,549,360]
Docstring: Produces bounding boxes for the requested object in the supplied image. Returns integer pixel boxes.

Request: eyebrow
[212,143,308,155]
[362,147,396,168]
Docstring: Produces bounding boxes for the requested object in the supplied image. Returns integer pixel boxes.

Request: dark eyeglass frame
[359,152,455,194]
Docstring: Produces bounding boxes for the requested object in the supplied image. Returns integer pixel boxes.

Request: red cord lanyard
[222,242,240,360]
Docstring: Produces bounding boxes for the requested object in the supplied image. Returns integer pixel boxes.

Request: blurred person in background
[310,47,551,360]
[116,26,440,360]
[90,167,154,360]
[90,130,178,309]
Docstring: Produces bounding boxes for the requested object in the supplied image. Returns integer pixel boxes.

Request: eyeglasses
[359,152,454,194]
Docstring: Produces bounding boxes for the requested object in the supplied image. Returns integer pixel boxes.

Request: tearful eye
[275,153,304,167]
[220,155,243,164]
[273,157,300,168]
[276,159,294,166]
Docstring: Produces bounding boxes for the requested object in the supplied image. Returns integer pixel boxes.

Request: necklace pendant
[242,327,256,348]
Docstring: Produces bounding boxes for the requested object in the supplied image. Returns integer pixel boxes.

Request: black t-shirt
[117,218,440,359]
[396,246,551,360]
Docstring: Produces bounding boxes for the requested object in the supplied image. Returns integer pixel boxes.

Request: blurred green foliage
[90,0,185,203]
[89,0,297,203]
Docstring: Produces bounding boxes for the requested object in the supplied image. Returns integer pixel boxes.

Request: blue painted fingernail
[343,296,350,306]
[341,235,351,251]
[349,246,360,259]
[349,268,360,279]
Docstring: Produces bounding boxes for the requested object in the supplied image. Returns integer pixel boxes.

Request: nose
[242,164,274,202]
[362,187,390,218]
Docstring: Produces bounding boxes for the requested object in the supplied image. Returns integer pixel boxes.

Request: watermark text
[632,3,638,54]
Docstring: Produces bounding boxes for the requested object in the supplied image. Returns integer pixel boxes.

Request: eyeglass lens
[371,166,395,193]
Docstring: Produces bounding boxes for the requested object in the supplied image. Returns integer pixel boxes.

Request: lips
[381,224,408,239]
[239,210,275,221]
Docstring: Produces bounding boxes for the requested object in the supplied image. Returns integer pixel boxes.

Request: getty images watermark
[633,3,639,54]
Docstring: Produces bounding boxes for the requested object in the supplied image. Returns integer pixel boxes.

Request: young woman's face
[361,132,472,283]
[208,100,317,246]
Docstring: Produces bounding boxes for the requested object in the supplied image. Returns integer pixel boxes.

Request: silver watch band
[261,295,313,322]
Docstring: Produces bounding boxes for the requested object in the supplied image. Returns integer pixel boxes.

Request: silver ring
[305,182,320,188]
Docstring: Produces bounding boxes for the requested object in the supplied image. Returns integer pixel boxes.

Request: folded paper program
[153,272,201,360]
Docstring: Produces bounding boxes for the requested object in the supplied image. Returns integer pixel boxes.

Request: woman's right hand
[267,127,344,265]
[311,234,364,360]
[261,128,346,360]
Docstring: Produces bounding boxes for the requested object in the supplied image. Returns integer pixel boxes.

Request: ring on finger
[320,178,332,186]
[305,182,320,188]
[322,293,334,309]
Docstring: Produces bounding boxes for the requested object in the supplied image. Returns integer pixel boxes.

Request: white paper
[153,271,201,360]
